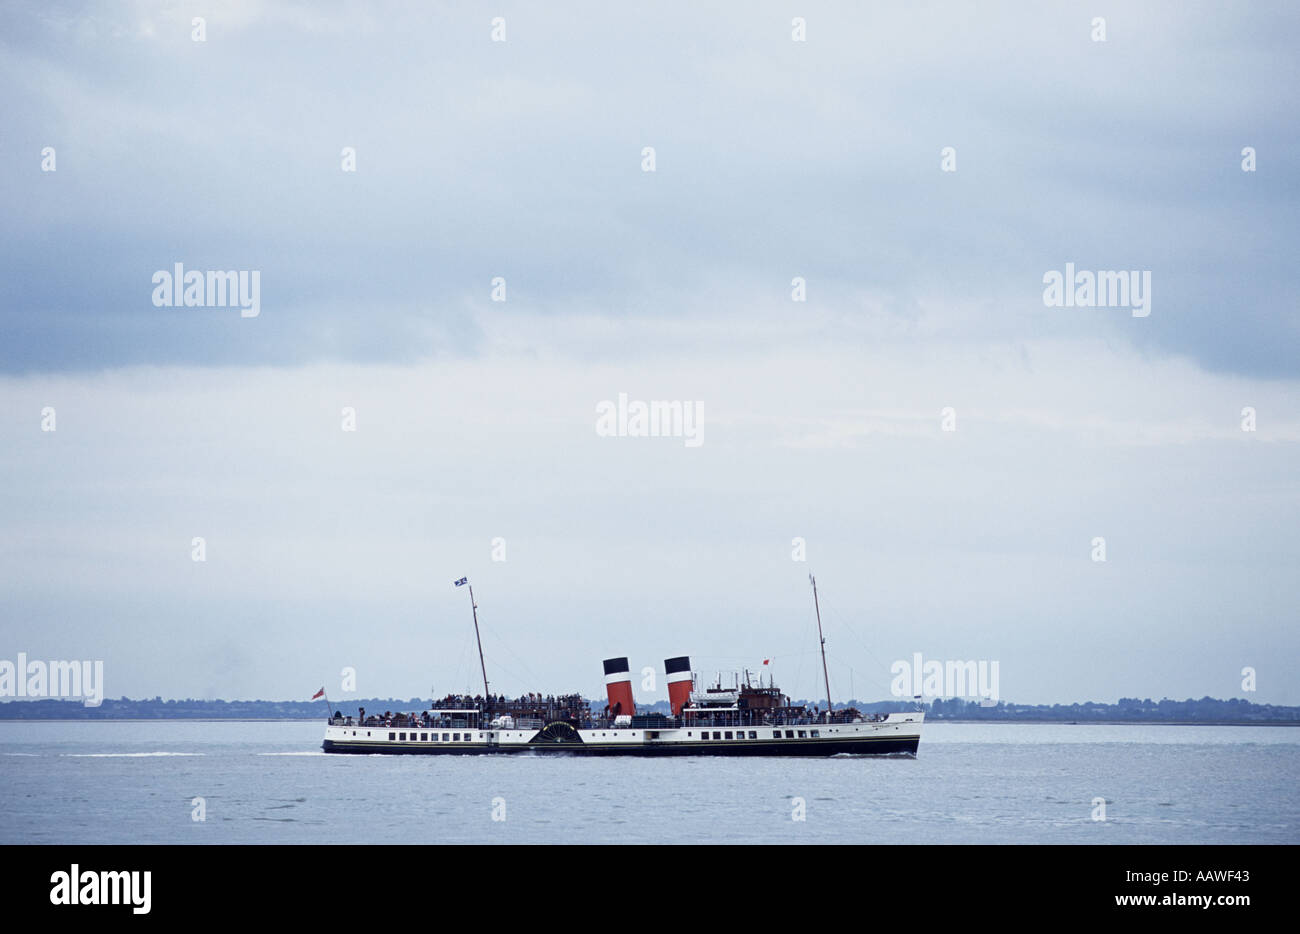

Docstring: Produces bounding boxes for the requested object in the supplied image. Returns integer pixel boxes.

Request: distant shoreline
[1,717,1296,726]
[0,723,325,728]
[3,694,1297,725]
[934,718,1300,727]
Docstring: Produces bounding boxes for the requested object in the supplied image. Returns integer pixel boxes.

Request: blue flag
[454,577,468,587]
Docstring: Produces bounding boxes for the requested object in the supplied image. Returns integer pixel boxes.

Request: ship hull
[321,736,919,756]
[322,713,923,757]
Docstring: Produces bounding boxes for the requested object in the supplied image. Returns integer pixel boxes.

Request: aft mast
[810,574,833,722]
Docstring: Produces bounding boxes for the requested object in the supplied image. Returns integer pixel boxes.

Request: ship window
[785,730,794,738]
[388,732,395,741]
[811,730,819,738]
[431,733,438,742]
[442,733,449,741]
[712,731,721,740]
[453,733,460,741]
[748,731,757,739]
[724,731,733,739]
[798,730,806,738]
[464,734,472,741]
[772,731,780,739]
[420,732,427,741]
[699,733,707,740]
[399,732,406,741]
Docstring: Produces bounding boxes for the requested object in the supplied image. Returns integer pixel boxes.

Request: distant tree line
[0,696,426,720]
[920,695,1299,722]
[0,694,1295,722]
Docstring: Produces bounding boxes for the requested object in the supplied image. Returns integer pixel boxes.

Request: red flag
[311,687,325,699]
[762,659,770,665]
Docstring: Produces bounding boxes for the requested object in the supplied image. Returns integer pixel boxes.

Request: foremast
[456,577,491,706]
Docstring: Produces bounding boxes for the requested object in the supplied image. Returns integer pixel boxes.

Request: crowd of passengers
[331,693,585,727]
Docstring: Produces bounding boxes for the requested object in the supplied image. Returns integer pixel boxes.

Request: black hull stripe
[322,737,920,757]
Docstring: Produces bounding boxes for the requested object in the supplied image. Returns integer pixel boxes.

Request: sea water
[2,720,1296,844]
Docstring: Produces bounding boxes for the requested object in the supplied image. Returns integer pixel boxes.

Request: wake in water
[59,751,205,757]
[257,751,326,756]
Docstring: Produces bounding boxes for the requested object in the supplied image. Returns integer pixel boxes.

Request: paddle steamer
[320,576,923,756]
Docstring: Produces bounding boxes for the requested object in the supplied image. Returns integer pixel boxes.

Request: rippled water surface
[2,721,1296,844]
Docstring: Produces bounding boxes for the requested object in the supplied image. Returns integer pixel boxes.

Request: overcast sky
[1,1,1297,706]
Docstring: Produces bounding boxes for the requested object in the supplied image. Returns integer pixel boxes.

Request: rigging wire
[487,630,545,688]
[815,590,897,686]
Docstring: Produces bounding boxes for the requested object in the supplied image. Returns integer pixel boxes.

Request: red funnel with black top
[602,657,636,718]
[664,656,693,716]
